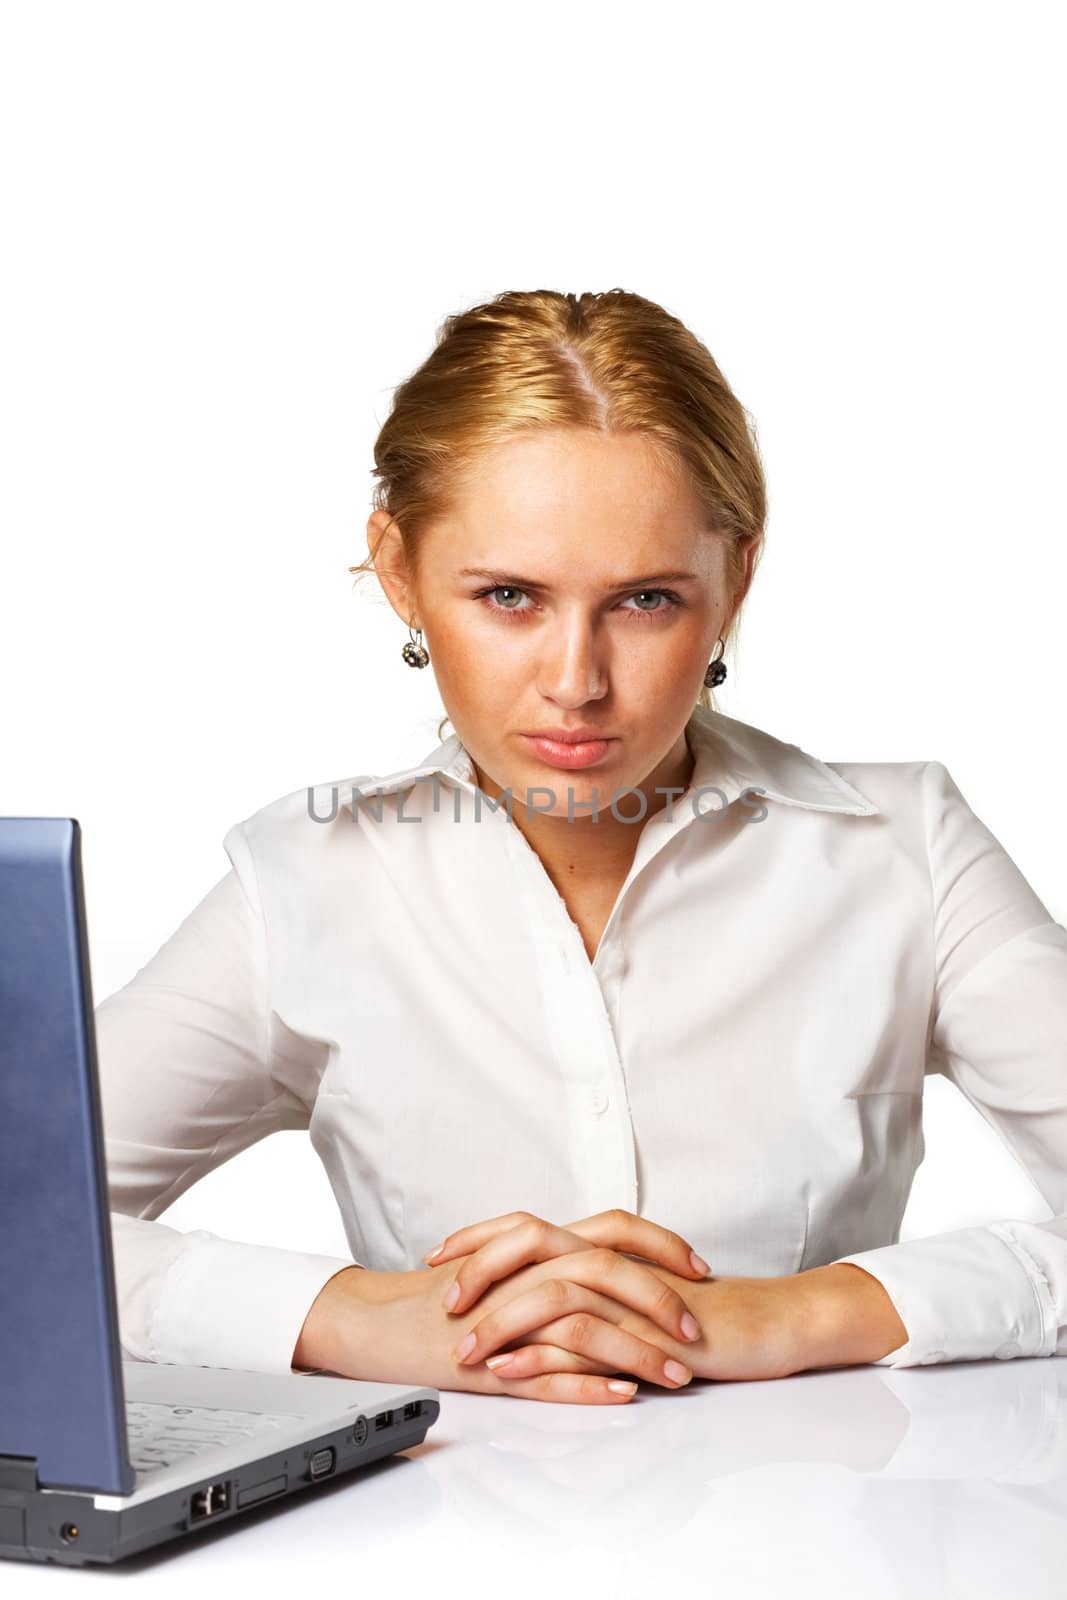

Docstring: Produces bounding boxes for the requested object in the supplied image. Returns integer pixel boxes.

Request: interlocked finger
[483,1309,692,1389]
[485,1341,619,1380]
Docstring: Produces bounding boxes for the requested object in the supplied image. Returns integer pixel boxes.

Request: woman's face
[371,427,746,820]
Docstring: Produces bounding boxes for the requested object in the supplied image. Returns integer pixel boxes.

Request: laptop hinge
[0,1454,39,1492]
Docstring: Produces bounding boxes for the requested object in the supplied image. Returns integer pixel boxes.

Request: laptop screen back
[0,818,134,1495]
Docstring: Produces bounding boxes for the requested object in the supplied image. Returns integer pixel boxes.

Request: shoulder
[821,755,959,817]
[821,755,986,837]
[818,755,1038,910]
[219,770,383,878]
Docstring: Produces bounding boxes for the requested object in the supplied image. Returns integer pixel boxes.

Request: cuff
[833,1222,1057,1368]
[147,1228,360,1375]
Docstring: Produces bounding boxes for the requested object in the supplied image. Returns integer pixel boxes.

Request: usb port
[402,1401,421,1421]
[375,1409,393,1431]
[309,1447,335,1480]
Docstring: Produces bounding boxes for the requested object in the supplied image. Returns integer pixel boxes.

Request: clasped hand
[414,1207,850,1403]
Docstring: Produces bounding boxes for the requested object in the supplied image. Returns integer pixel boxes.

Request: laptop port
[375,1409,393,1431]
[190,1481,231,1521]
[309,1447,335,1480]
[402,1401,421,1421]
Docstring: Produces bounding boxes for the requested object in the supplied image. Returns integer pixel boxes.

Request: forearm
[796,1262,909,1369]
[292,1264,414,1375]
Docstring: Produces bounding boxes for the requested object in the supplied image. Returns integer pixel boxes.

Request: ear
[729,536,761,620]
[367,509,417,626]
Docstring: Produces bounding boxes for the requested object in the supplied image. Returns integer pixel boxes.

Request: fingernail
[664,1360,691,1385]
[608,1380,638,1394]
[424,1244,443,1262]
[453,1331,477,1362]
[485,1353,515,1370]
[690,1250,712,1275]
[444,1280,460,1311]
[681,1311,701,1341]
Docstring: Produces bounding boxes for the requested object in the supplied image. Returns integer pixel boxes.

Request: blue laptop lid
[0,818,134,1496]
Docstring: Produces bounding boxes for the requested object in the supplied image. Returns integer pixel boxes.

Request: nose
[537,609,609,705]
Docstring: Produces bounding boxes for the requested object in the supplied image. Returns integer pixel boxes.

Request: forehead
[443,429,706,535]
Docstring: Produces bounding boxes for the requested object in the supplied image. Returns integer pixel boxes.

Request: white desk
[8,1359,1067,1596]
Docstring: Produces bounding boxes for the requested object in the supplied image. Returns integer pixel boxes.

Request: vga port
[309,1447,335,1480]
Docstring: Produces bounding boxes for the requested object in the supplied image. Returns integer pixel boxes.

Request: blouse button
[994,1341,1022,1360]
[590,1087,609,1115]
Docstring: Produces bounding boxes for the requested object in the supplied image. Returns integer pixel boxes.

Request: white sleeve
[833,760,1067,1367]
[98,821,359,1376]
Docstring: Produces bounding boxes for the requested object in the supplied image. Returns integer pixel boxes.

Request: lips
[520,732,616,770]
[521,729,613,744]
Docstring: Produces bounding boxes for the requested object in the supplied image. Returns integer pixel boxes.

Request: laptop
[0,818,440,1567]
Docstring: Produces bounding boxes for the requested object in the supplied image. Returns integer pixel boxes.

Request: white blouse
[98,704,1067,1377]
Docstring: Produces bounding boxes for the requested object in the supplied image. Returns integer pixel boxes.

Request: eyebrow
[457,566,700,591]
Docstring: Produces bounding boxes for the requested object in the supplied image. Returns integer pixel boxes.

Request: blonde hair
[349,288,767,743]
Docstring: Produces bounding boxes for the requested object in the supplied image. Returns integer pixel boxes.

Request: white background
[1,0,1063,1263]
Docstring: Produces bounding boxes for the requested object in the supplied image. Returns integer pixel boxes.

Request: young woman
[99,288,1067,1406]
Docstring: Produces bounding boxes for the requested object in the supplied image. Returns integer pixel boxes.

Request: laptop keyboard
[126,1400,304,1474]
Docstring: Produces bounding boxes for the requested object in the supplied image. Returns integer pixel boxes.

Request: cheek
[426,613,499,682]
[429,637,529,733]
[436,618,539,697]
[618,619,710,686]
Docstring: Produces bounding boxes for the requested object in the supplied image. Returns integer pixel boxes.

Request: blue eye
[623,590,675,615]
[474,586,683,622]
[481,585,530,615]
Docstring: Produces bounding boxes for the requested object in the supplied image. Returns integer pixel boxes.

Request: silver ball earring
[401,620,430,669]
[703,637,727,688]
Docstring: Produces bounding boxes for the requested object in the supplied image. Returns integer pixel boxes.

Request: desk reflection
[409,1358,1067,1598]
